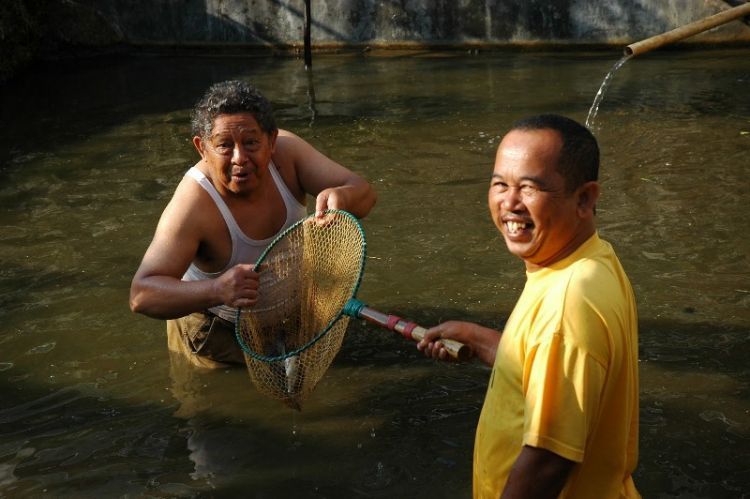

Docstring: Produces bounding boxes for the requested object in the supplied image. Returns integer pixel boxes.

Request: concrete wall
[2,0,749,81]
[93,0,749,47]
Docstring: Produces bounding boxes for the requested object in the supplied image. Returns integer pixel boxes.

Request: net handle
[343,299,471,361]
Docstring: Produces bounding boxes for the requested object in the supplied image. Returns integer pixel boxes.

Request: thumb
[315,191,329,217]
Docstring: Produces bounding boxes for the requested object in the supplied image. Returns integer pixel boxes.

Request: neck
[525,224,596,272]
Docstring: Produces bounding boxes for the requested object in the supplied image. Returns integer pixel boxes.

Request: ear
[576,181,600,217]
[192,136,206,158]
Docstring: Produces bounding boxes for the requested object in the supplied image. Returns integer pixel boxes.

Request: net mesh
[235,210,366,410]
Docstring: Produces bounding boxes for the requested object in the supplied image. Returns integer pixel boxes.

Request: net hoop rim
[234,209,367,362]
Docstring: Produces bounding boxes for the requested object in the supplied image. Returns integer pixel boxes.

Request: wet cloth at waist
[166,311,245,368]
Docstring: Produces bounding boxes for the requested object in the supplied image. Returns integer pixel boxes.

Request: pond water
[0,48,748,498]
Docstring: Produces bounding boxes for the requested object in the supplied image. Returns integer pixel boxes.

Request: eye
[491,180,508,192]
[211,140,232,151]
[520,184,539,196]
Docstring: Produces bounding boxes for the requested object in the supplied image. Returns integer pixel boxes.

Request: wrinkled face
[488,128,587,270]
[194,113,277,196]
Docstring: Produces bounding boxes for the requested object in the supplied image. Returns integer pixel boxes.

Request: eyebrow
[211,127,261,139]
[491,173,549,188]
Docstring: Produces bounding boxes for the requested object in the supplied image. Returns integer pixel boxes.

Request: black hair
[509,114,599,191]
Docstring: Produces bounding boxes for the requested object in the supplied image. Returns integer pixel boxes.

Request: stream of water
[586,54,631,129]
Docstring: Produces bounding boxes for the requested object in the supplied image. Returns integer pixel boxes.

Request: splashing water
[585,55,631,130]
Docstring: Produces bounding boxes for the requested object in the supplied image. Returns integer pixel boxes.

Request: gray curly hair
[191,80,277,138]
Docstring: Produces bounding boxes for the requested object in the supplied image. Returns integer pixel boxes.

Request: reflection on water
[0,50,748,497]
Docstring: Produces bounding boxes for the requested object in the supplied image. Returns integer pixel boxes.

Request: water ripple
[26,342,56,355]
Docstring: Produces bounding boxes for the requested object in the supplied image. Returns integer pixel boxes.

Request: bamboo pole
[625,2,750,57]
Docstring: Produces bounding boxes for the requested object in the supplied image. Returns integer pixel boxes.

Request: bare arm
[129,179,261,319]
[417,320,501,367]
[278,131,377,218]
[501,446,575,499]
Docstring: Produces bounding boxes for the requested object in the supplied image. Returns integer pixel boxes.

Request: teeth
[506,221,527,233]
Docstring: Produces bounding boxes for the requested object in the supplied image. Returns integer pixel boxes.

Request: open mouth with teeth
[505,220,532,236]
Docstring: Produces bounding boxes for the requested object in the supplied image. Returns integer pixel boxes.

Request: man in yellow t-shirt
[419,114,639,498]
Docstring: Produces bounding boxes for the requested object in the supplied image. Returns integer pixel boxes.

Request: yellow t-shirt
[474,233,640,499]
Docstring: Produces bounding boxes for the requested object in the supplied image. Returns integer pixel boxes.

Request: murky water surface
[0,49,748,498]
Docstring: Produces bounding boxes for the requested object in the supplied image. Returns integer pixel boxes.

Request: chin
[503,240,524,257]
[504,240,535,260]
[223,184,244,196]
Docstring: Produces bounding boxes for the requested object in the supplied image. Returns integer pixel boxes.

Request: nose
[232,143,248,165]
[500,186,524,212]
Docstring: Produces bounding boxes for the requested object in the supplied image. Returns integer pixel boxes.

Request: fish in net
[235,210,366,410]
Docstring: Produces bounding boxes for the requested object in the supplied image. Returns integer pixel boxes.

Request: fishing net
[235,210,366,410]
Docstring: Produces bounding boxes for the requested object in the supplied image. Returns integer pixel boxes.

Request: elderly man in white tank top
[129,80,377,368]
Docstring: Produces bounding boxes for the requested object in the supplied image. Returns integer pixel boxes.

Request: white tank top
[182,161,307,322]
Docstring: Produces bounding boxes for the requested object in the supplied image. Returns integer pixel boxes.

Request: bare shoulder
[271,129,310,196]
[133,169,218,280]
[157,168,219,237]
[166,172,208,216]
[277,128,304,142]
[274,129,313,160]
[273,128,343,174]
[272,129,375,218]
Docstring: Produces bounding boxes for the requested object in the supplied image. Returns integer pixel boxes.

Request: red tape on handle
[401,321,418,339]
[387,315,401,330]
[386,315,420,340]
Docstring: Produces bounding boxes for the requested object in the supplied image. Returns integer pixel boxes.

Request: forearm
[347,179,377,218]
[501,446,574,499]
[322,179,377,219]
[464,324,502,366]
[129,275,222,320]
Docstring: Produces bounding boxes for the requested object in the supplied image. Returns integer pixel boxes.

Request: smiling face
[488,128,598,271]
[193,113,277,197]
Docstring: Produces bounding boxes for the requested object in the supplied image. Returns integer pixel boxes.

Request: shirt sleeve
[521,332,608,463]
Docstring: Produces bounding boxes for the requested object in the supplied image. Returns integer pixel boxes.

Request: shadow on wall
[102,0,347,46]
[0,0,315,83]
[0,0,124,83]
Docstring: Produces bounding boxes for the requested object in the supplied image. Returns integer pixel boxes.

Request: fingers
[315,191,330,218]
[315,188,347,217]
[416,326,449,361]
[229,279,260,308]
[417,338,454,361]
[219,264,264,308]
[231,290,259,309]
[417,323,472,362]
[419,324,449,348]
